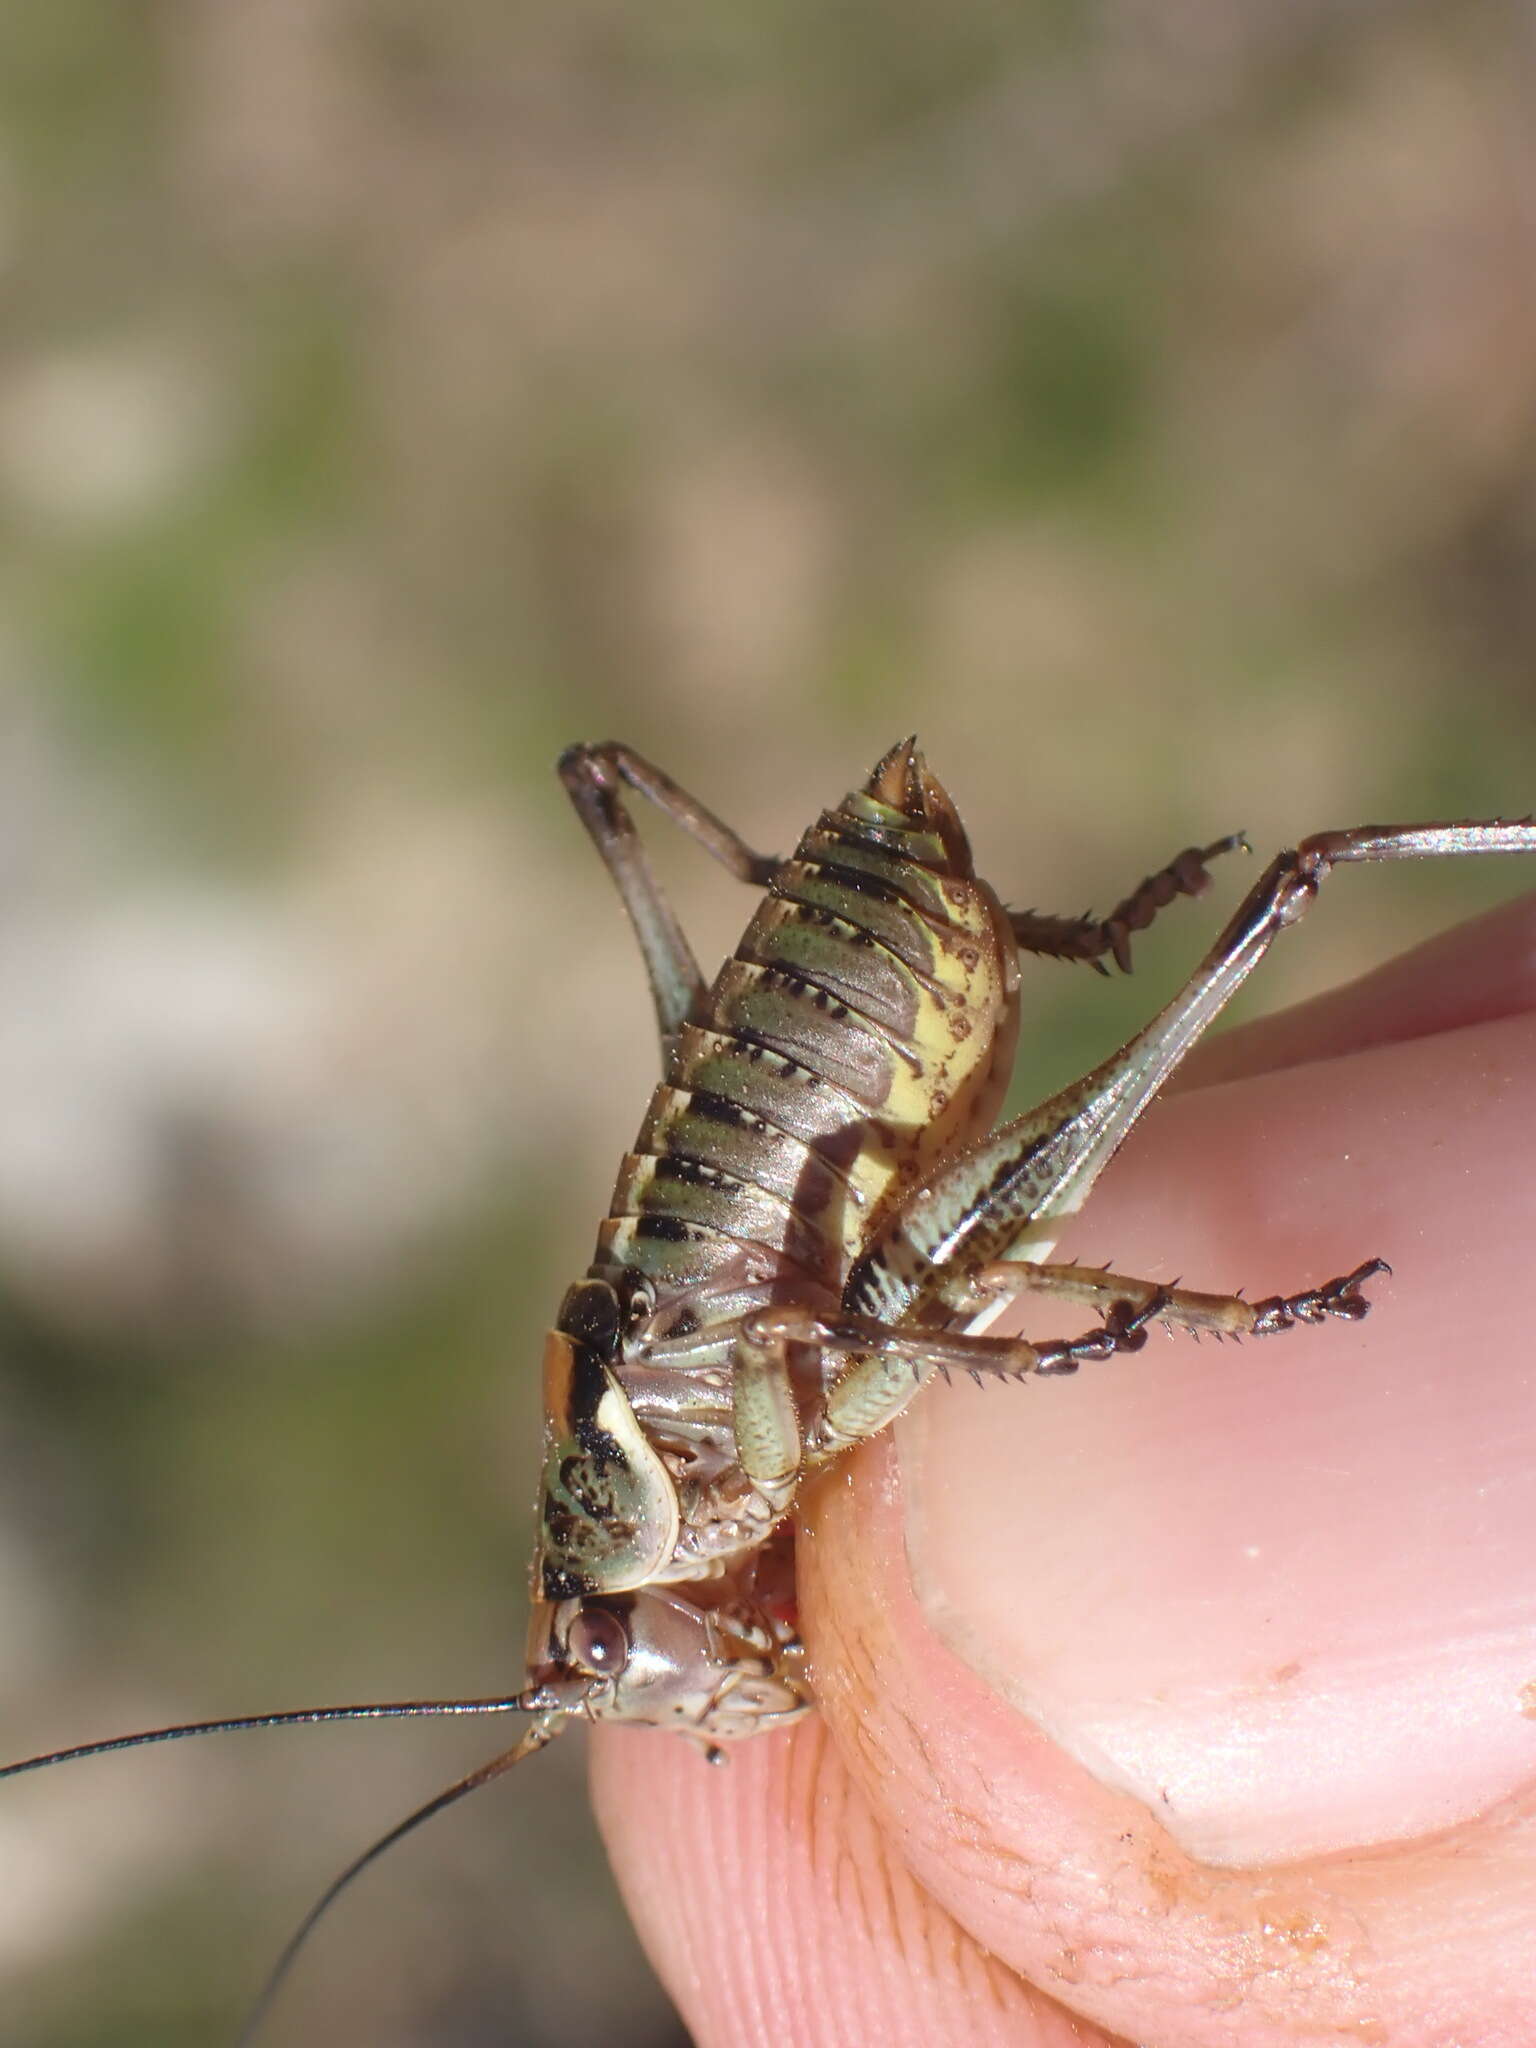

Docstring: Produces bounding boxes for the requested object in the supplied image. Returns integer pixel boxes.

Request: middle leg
[1009,832,1248,974]
[725,1255,1382,1485]
[936,1256,1389,1340]
[559,741,781,1059]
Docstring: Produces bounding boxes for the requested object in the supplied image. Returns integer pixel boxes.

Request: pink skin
[592,894,1536,2048]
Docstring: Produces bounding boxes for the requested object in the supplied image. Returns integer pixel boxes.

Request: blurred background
[0,2,1533,2042]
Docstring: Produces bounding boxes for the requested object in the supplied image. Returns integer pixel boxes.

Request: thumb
[593,893,1536,2047]
[804,891,1536,2047]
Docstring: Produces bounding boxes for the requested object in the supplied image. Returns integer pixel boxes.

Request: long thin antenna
[0,1694,555,1780]
[235,1714,567,2047]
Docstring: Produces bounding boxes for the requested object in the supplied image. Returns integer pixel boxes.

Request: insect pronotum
[6,738,1535,2036]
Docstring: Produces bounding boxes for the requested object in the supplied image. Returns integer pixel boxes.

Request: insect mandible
[6,736,1536,2035]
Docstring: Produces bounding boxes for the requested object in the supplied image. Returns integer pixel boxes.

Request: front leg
[1009,832,1248,974]
[730,1292,1178,1476]
[559,741,780,1059]
[732,1315,805,1513]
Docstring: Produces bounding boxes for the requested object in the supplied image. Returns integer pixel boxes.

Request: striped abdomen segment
[595,742,1019,1297]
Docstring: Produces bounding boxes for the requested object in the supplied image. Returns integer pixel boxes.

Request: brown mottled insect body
[528,744,1025,1738]
[521,743,1535,1756]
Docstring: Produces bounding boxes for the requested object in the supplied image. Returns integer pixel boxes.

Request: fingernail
[901,1007,1536,1869]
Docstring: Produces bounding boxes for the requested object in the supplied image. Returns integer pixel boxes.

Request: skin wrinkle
[766,1735,806,2042]
[831,1744,949,2037]
[596,1713,1118,2044]
[666,1764,712,2019]
[752,1736,796,2047]
[731,1740,776,2044]
[850,1811,907,1997]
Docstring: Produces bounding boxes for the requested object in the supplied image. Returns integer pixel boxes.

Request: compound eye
[567,1604,631,1679]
